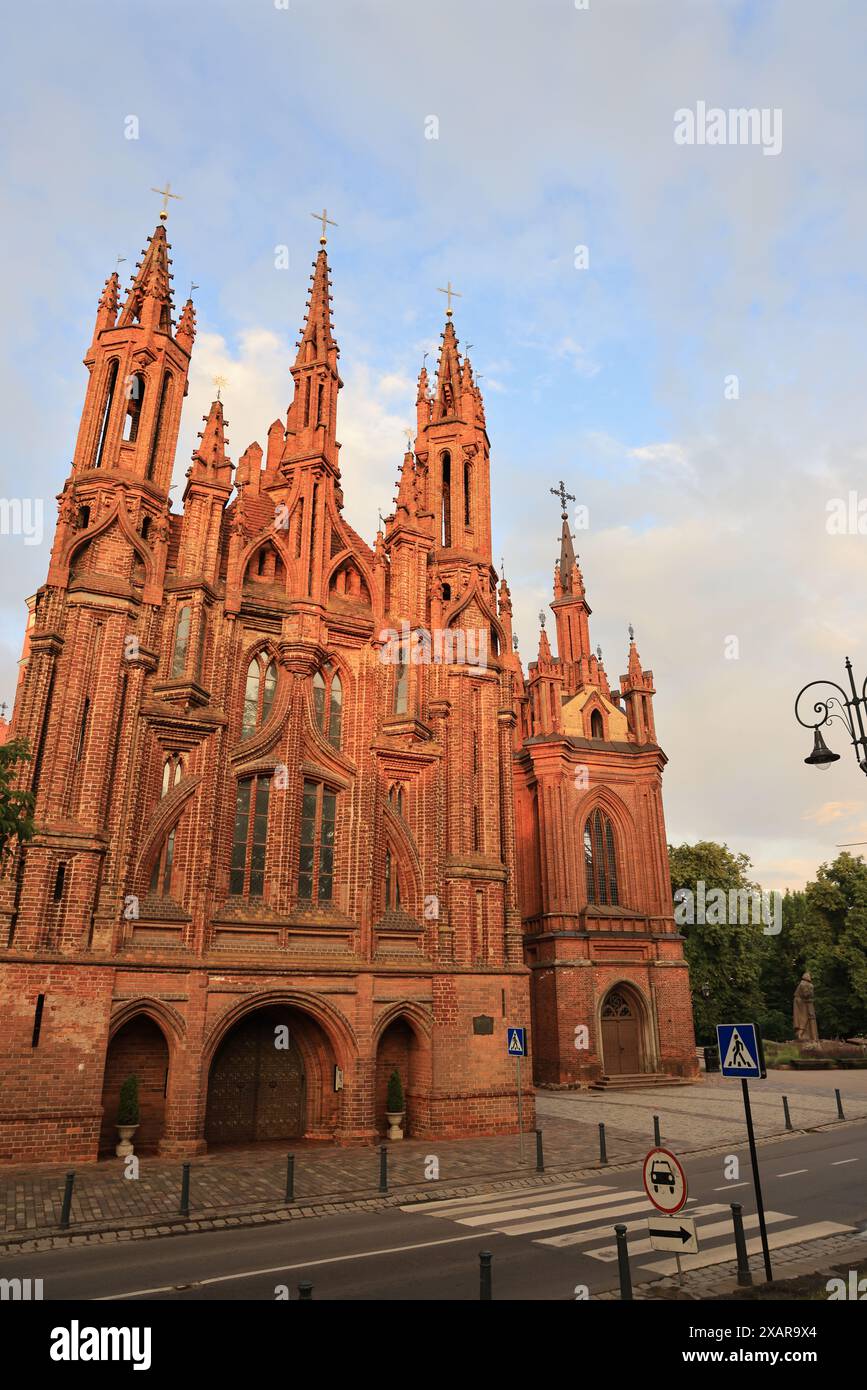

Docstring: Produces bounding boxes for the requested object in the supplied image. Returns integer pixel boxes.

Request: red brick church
[0,210,696,1163]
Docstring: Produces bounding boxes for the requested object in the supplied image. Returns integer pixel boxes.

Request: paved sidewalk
[2,1072,863,1248]
[0,1111,641,1243]
[536,1070,867,1148]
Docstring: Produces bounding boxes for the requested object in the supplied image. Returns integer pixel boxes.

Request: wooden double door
[205,1007,306,1144]
[601,990,642,1075]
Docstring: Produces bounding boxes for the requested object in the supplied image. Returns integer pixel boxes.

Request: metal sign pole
[517,1055,524,1160]
[741,1077,773,1281]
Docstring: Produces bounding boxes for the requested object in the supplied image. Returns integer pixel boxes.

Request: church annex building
[0,211,697,1163]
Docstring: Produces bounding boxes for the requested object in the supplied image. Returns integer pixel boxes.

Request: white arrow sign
[646,1214,699,1254]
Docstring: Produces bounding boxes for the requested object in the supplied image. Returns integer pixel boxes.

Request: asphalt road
[4,1121,865,1301]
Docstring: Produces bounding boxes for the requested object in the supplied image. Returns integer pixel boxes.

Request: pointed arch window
[242,654,278,738]
[312,666,342,747]
[147,372,172,480]
[171,605,191,678]
[590,709,604,739]
[122,373,146,442]
[440,451,452,547]
[463,459,472,528]
[297,780,337,903]
[161,754,184,797]
[584,809,619,906]
[388,783,406,817]
[150,827,177,897]
[94,360,119,468]
[230,775,270,897]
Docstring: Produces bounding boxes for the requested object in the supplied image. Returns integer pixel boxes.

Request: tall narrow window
[171,605,191,677]
[312,667,342,747]
[463,460,472,528]
[394,645,409,715]
[584,809,619,906]
[150,827,177,896]
[53,863,66,901]
[75,698,90,762]
[242,655,277,738]
[590,709,604,739]
[94,360,119,468]
[297,780,337,903]
[230,776,270,897]
[441,451,451,547]
[384,846,401,909]
[147,373,171,480]
[123,373,146,442]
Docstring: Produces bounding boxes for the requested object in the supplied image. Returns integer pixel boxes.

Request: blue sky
[3,0,867,889]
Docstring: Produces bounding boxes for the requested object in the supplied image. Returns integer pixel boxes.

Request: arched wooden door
[205,1007,306,1144]
[601,989,641,1075]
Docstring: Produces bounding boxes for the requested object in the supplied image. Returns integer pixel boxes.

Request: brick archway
[99,1014,170,1155]
[373,1012,431,1138]
[204,1004,338,1145]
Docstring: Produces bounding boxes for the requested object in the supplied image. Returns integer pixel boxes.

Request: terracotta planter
[386,1111,405,1141]
[115,1124,138,1159]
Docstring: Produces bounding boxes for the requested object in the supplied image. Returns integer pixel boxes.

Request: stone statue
[793,971,819,1045]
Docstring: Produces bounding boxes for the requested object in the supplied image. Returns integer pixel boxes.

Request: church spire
[293,244,338,370]
[283,232,342,472]
[117,222,175,334]
[190,396,231,480]
[433,316,462,421]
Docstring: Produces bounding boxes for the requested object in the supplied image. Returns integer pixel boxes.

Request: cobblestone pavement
[2,1072,863,1246]
[0,1112,642,1242]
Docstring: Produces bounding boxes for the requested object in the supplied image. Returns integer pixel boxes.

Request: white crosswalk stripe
[401,1181,857,1274]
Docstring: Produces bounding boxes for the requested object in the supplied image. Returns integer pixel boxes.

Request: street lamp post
[794,657,867,774]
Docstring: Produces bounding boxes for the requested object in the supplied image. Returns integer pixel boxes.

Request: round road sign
[642,1146,688,1214]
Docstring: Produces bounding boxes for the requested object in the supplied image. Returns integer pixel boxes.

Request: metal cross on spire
[437,280,462,316]
[213,375,227,401]
[538,610,546,629]
[550,479,576,518]
[628,623,635,642]
[311,208,338,244]
[151,182,182,221]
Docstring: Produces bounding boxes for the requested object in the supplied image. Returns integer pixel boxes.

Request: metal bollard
[653,1114,661,1147]
[59,1171,75,1230]
[535,1128,544,1173]
[782,1095,793,1131]
[298,1281,313,1300]
[835,1088,845,1120]
[379,1144,388,1193]
[479,1250,493,1301]
[614,1224,632,1300]
[598,1121,608,1166]
[731,1203,752,1287]
[179,1161,191,1217]
[285,1153,295,1203]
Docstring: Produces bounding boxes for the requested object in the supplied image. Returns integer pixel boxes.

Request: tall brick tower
[513,492,698,1088]
[0,214,535,1163]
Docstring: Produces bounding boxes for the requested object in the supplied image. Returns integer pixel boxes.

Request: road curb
[1,1114,864,1255]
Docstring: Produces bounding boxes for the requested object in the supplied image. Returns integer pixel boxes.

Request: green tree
[799,852,867,1038]
[668,840,766,1044]
[0,738,36,863]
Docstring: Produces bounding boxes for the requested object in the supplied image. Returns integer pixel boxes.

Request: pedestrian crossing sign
[716,1022,766,1079]
[507,1026,527,1057]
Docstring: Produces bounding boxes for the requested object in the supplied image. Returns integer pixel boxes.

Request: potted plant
[385,1068,406,1141]
[115,1074,140,1158]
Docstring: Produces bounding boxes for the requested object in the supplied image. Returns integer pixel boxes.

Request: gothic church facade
[0,213,696,1163]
